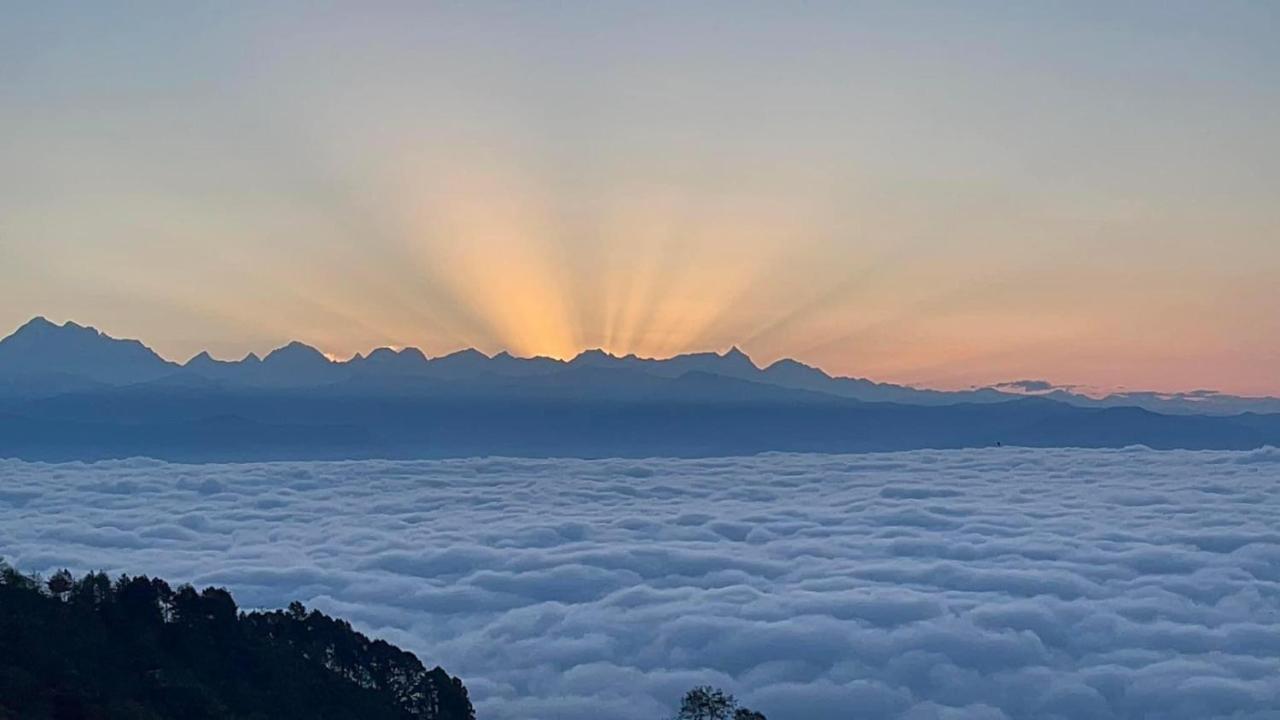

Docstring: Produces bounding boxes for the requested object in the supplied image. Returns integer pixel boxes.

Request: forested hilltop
[0,562,474,720]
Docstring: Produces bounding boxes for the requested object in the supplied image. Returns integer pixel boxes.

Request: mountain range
[6,316,1277,412]
[1,316,1278,461]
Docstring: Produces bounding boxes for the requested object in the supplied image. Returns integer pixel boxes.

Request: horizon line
[4,314,1268,402]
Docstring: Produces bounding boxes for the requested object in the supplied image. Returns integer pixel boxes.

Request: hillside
[0,563,473,720]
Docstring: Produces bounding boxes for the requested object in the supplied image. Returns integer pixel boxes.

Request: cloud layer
[3,448,1279,719]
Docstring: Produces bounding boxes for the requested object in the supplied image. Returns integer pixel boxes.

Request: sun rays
[387,166,826,362]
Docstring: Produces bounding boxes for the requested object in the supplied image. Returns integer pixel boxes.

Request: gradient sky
[2,2,1278,394]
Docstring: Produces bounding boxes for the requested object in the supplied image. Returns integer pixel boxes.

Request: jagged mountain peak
[398,346,428,362]
[352,345,430,374]
[437,347,489,362]
[186,350,218,366]
[13,315,59,333]
[264,341,330,364]
[0,316,175,385]
[719,345,757,368]
[6,315,1274,415]
[765,357,831,379]
[570,348,615,363]
[6,316,99,343]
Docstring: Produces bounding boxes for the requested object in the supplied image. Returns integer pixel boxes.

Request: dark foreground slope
[0,563,473,720]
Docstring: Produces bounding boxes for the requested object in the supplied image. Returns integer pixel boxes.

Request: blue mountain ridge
[1,316,1277,461]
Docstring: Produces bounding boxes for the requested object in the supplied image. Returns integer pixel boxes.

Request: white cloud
[1,448,1278,720]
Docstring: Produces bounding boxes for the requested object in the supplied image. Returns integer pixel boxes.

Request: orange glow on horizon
[393,167,806,362]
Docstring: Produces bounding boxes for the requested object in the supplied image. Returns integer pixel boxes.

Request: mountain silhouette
[350,346,430,375]
[567,346,761,380]
[1,315,1278,461]
[257,341,338,386]
[0,317,176,389]
[6,316,1278,412]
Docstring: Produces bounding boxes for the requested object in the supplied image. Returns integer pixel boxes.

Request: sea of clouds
[2,448,1279,720]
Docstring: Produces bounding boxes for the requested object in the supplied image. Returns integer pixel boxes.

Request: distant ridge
[0,316,177,388]
[2,316,1276,415]
[0,326,1278,459]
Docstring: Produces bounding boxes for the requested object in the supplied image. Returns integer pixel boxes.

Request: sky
[2,2,1278,394]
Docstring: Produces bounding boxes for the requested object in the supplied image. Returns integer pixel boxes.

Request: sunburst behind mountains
[2,316,1279,416]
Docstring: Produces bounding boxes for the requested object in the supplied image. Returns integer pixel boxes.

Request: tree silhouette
[675,686,766,720]
[45,569,73,598]
[0,561,473,720]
